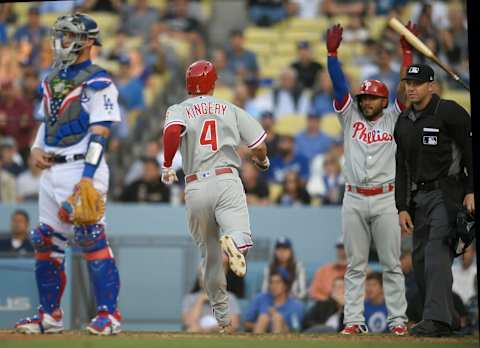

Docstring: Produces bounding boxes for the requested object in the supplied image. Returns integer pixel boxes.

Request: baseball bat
[388,17,470,91]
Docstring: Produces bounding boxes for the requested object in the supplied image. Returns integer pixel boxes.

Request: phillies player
[161,60,269,332]
[15,14,121,335]
[326,23,418,335]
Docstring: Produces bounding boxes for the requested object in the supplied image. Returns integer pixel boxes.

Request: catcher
[15,13,121,335]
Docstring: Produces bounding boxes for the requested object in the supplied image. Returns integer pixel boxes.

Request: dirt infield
[0,330,477,345]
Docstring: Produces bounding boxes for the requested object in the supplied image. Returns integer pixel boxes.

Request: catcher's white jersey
[164,95,266,175]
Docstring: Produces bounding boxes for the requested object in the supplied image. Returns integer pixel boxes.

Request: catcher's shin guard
[75,224,120,313]
[31,224,67,314]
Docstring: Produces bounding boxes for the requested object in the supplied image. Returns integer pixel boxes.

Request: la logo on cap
[408,67,420,74]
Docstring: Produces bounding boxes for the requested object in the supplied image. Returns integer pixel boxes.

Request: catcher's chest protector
[43,64,106,147]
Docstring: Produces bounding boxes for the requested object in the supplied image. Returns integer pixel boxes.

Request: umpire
[394,64,474,337]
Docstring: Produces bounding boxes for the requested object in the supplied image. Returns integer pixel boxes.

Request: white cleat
[220,235,246,277]
[15,309,64,334]
[86,311,122,336]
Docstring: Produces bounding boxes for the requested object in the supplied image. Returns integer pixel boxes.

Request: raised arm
[397,21,420,108]
[326,25,350,111]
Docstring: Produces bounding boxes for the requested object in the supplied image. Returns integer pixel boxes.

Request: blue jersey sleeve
[327,56,349,102]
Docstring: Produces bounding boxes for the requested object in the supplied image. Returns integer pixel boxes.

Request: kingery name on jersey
[186,102,227,119]
[352,121,393,144]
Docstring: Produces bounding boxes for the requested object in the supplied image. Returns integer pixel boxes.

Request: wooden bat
[388,17,470,91]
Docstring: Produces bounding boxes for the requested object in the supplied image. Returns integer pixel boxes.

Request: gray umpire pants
[411,189,456,326]
[185,171,253,327]
[342,190,408,327]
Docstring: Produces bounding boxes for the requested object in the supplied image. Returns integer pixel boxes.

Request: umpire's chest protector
[42,64,110,147]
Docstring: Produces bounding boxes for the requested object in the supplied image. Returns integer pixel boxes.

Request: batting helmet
[356,80,389,99]
[186,60,217,95]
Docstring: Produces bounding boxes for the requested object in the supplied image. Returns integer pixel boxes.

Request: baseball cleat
[340,324,369,335]
[15,308,64,334]
[219,323,234,334]
[390,324,408,336]
[86,310,122,336]
[220,235,246,277]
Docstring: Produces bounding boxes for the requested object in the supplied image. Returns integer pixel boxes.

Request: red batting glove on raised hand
[326,24,343,56]
[400,20,420,53]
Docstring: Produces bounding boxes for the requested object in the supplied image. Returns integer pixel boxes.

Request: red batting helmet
[186,60,217,95]
[356,80,389,99]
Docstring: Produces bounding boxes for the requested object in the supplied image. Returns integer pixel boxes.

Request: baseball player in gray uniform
[161,60,269,332]
[326,24,417,335]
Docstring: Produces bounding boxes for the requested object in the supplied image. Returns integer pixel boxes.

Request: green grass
[0,332,478,348]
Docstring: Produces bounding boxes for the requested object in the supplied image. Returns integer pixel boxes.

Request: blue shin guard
[74,224,120,314]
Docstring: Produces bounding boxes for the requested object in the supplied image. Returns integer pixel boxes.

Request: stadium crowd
[0,0,470,207]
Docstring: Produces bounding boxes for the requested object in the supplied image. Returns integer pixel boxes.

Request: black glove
[453,207,475,257]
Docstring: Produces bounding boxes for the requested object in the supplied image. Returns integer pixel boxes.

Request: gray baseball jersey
[337,95,402,186]
[164,94,266,328]
[335,94,407,328]
[164,95,266,175]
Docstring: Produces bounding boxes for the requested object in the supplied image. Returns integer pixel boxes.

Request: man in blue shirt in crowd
[13,6,48,66]
[226,29,259,79]
[244,267,304,333]
[364,272,389,333]
[295,113,335,163]
[268,134,309,184]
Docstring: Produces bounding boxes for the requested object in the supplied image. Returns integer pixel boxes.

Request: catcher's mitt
[58,180,105,225]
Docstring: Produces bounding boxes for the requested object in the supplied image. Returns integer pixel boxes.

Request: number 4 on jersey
[200,120,218,151]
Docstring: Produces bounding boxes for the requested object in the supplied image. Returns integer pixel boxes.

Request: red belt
[346,183,394,196]
[185,167,234,184]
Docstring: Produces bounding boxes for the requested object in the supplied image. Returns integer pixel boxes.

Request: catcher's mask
[186,60,217,95]
[51,13,101,69]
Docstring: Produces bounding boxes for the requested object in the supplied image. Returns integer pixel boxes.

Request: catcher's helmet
[186,60,217,95]
[51,12,101,68]
[356,79,389,99]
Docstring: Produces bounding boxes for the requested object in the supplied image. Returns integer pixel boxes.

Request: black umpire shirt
[394,93,473,212]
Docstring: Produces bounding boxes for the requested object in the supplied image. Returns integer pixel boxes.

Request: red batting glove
[400,20,420,53]
[326,24,343,56]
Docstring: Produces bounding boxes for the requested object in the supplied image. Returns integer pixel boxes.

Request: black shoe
[410,320,453,337]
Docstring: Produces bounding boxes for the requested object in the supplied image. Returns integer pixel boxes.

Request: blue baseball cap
[275,237,292,248]
[275,266,291,283]
[297,41,310,49]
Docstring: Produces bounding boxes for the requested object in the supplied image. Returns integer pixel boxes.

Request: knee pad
[31,224,67,261]
[74,224,112,260]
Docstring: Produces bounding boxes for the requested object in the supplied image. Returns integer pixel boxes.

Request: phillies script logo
[352,121,393,144]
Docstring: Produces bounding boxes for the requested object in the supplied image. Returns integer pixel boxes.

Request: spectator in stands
[0,210,33,254]
[162,0,206,60]
[356,39,379,82]
[262,237,307,299]
[182,271,241,332]
[316,151,344,205]
[17,154,41,202]
[0,4,10,45]
[0,80,35,160]
[0,137,24,177]
[452,245,477,306]
[366,44,399,104]
[80,0,124,12]
[13,6,48,66]
[291,41,323,90]
[276,170,311,206]
[364,272,388,333]
[226,29,259,80]
[321,0,371,17]
[104,29,131,62]
[259,111,279,157]
[291,0,322,18]
[125,139,182,185]
[268,134,309,184]
[248,0,289,27]
[119,0,159,38]
[295,113,334,163]
[241,161,270,205]
[232,82,261,119]
[342,16,368,43]
[245,267,304,333]
[120,157,170,203]
[264,67,311,118]
[212,48,237,88]
[0,146,15,202]
[303,276,345,333]
[309,71,335,118]
[309,242,347,301]
[39,0,83,13]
